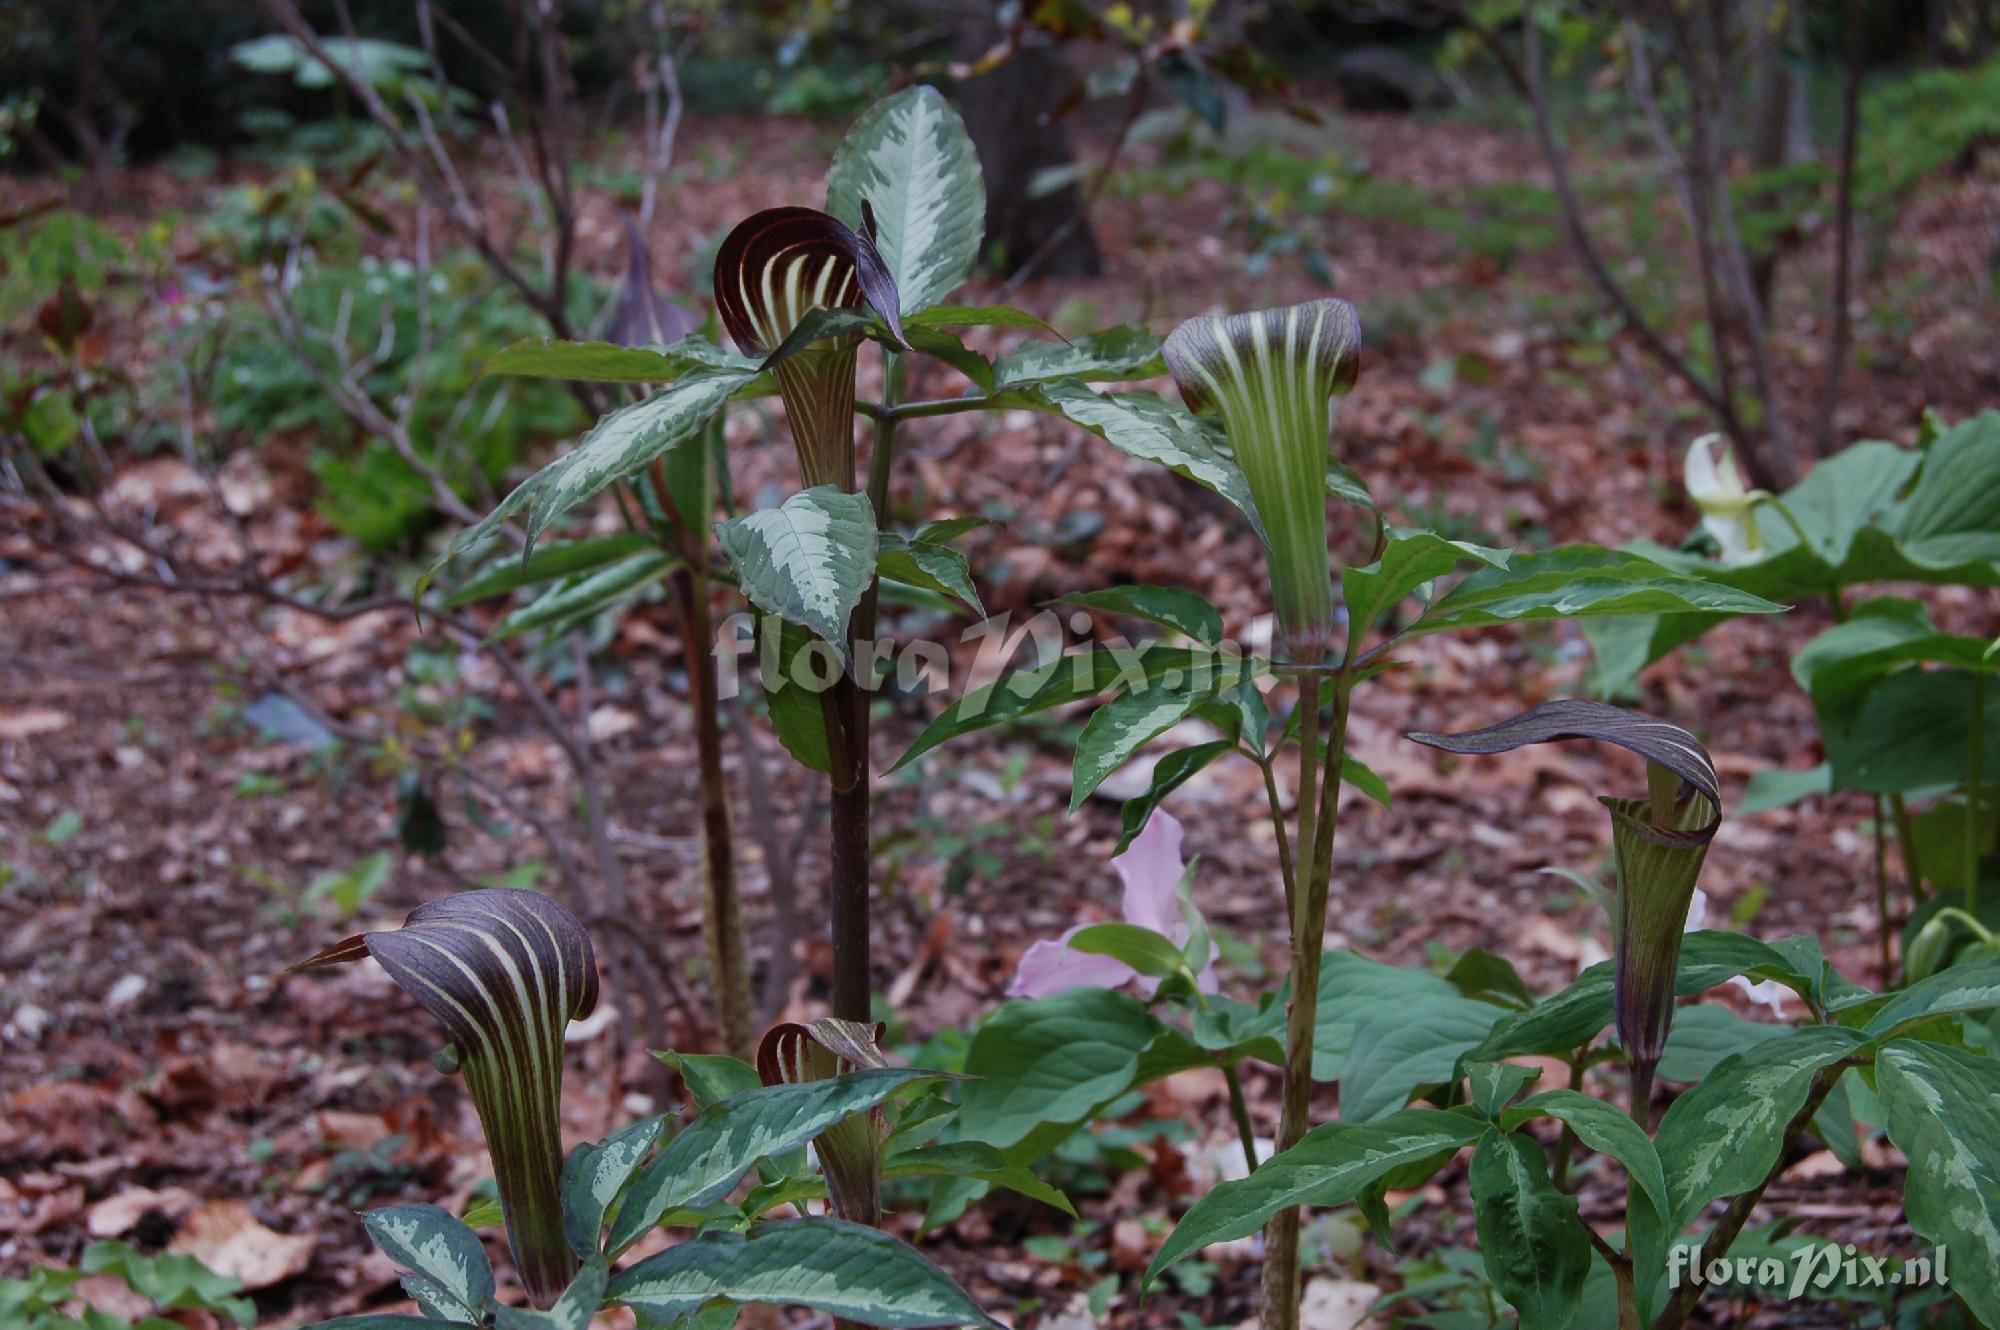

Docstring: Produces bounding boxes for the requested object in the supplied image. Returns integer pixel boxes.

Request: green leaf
[1144,1109,1486,1283]
[307,1319,474,1330]
[609,1068,948,1254]
[994,325,1164,386]
[1795,601,1997,722]
[482,337,756,384]
[1341,994,1507,1121]
[1468,1130,1592,1330]
[1445,949,1535,1011]
[1501,1090,1670,1223]
[892,645,1231,772]
[493,1255,608,1330]
[1892,409,2000,569]
[902,327,994,393]
[1653,1004,1786,1083]
[1863,958,2000,1039]
[1414,545,1786,636]
[1070,678,1221,811]
[654,1050,761,1108]
[489,552,677,642]
[610,1218,998,1328]
[1776,439,1919,568]
[360,1204,494,1320]
[1342,528,1511,639]
[1825,668,2000,794]
[443,534,657,608]
[1015,382,1266,545]
[1055,585,1224,646]
[561,1114,666,1257]
[1340,751,1393,810]
[420,366,752,593]
[759,617,837,774]
[881,1141,1076,1217]
[1116,740,1233,854]
[1876,1039,2000,1327]
[1313,951,1462,1080]
[1740,763,1831,814]
[904,304,1059,335]
[958,988,1163,1149]
[717,486,877,663]
[825,86,984,315]
[1067,922,1192,980]
[876,532,982,614]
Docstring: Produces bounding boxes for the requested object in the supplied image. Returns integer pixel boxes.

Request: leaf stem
[1969,668,1986,916]
[1222,1059,1261,1178]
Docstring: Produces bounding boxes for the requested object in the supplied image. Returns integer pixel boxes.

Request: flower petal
[1006,931,1137,999]
[1115,810,1188,938]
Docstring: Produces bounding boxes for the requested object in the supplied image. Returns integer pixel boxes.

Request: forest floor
[2,101,1998,1330]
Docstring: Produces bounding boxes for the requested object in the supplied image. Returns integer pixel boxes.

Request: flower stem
[1261,674,1352,1330]
[1968,669,1986,917]
[1223,1060,1261,1178]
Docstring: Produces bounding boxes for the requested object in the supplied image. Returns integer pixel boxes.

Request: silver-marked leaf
[1469,1130,1592,1330]
[489,552,677,643]
[607,1217,1000,1328]
[1501,1090,1670,1223]
[905,304,1059,335]
[1877,1039,2000,1327]
[1863,958,2000,1039]
[1015,382,1267,545]
[877,532,982,614]
[1055,585,1224,646]
[994,325,1163,386]
[1144,1109,1485,1283]
[607,1068,948,1254]
[493,1255,608,1330]
[419,367,751,594]
[297,892,597,1305]
[717,487,877,664]
[482,337,752,384]
[1070,677,1223,812]
[1116,740,1233,854]
[443,534,656,608]
[307,1319,475,1330]
[561,1114,666,1257]
[826,86,984,315]
[360,1204,493,1319]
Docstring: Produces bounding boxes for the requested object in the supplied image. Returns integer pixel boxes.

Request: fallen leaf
[88,1185,197,1238]
[1301,1277,1381,1330]
[169,1200,315,1290]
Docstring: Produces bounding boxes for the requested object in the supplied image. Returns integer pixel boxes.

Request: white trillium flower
[1683,434,1769,566]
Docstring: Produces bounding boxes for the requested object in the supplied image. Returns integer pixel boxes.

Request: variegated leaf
[1878,1039,2000,1327]
[826,86,984,315]
[607,1218,1000,1328]
[716,486,877,662]
[560,1114,666,1257]
[360,1204,492,1318]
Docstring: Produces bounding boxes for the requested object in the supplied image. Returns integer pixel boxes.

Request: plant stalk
[1969,669,1987,917]
[1260,674,1352,1330]
[670,564,757,1059]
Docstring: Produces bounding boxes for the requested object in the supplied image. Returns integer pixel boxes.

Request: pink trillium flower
[1008,812,1220,999]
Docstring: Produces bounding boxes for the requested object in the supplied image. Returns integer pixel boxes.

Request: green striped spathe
[1164,299,1359,661]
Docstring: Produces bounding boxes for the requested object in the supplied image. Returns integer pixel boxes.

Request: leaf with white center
[608,1217,1000,1328]
[493,1256,607,1330]
[1877,1039,2000,1328]
[360,1204,493,1320]
[717,486,877,664]
[876,532,981,614]
[1343,529,1511,639]
[1501,1091,1669,1223]
[489,552,677,643]
[1469,1130,1592,1330]
[481,337,759,385]
[1145,1109,1486,1283]
[1015,382,1267,545]
[607,1068,949,1255]
[1070,676,1229,811]
[826,86,984,315]
[1863,958,2000,1039]
[994,325,1164,386]
[561,1114,665,1257]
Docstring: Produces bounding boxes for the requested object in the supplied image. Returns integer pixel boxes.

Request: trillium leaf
[717,486,878,664]
[606,1217,1001,1328]
[825,86,984,315]
[958,988,1162,1149]
[881,1141,1076,1219]
[1891,409,2000,570]
[1340,994,1506,1121]
[296,892,597,1306]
